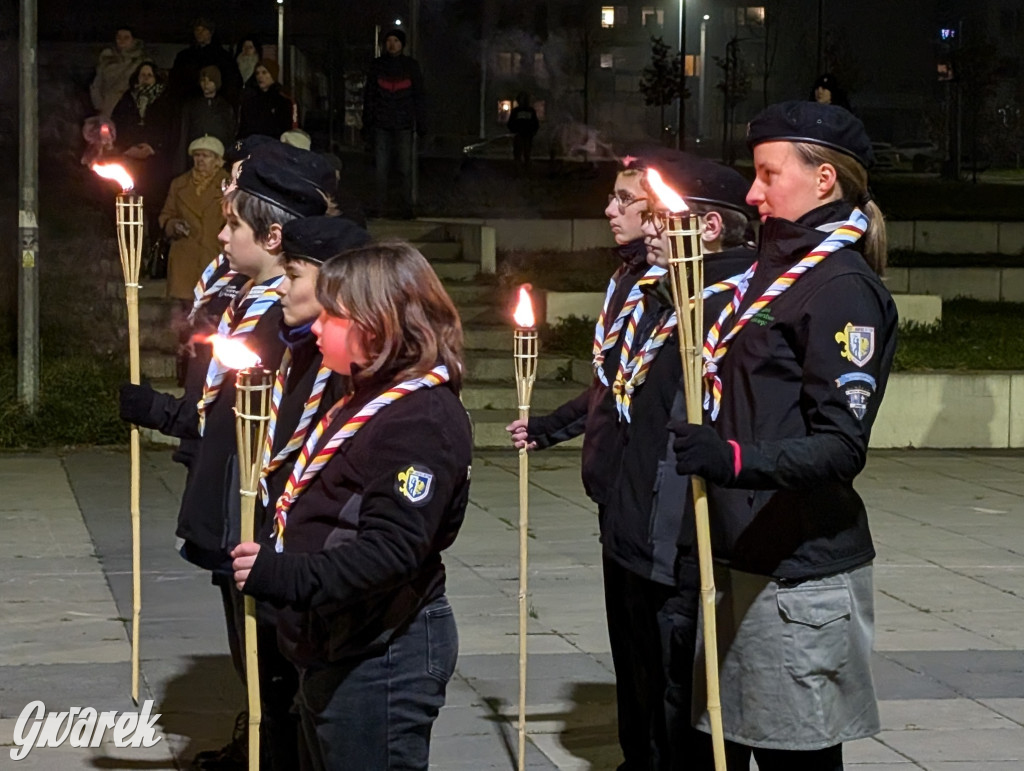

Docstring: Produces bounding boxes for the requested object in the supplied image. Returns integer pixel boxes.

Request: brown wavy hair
[316,240,464,393]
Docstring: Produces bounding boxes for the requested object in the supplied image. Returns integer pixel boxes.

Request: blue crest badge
[396,465,434,506]
[835,323,875,368]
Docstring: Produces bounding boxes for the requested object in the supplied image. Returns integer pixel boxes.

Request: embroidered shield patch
[396,465,434,506]
[835,372,876,420]
[835,322,875,367]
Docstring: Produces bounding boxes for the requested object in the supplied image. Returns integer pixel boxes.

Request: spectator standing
[238,59,294,141]
[90,26,149,118]
[170,17,243,109]
[809,73,851,112]
[176,65,236,175]
[362,27,426,218]
[160,135,229,301]
[236,36,262,90]
[507,91,540,174]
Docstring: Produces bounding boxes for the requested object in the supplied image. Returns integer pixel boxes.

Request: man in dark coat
[170,17,243,109]
[361,27,427,218]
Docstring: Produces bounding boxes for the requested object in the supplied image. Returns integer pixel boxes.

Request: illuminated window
[534,52,546,78]
[641,7,665,26]
[600,52,614,68]
[736,6,765,26]
[497,99,512,123]
[684,54,699,77]
[601,6,615,27]
[496,51,523,76]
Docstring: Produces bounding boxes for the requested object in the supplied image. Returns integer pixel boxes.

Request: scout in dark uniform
[600,153,757,770]
[119,141,334,770]
[505,161,663,769]
[231,242,472,771]
[671,101,898,770]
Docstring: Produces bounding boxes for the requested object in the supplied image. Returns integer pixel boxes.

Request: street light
[676,0,686,149]
[698,14,709,143]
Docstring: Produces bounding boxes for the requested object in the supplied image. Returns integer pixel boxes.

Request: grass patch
[540,300,1024,373]
[0,354,128,448]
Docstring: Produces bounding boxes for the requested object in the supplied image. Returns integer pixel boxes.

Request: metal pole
[277,0,285,85]
[18,0,39,410]
[699,17,707,142]
[676,0,685,148]
[816,0,823,74]
[410,0,420,209]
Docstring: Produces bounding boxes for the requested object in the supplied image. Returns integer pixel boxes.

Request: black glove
[670,421,736,486]
[119,382,156,425]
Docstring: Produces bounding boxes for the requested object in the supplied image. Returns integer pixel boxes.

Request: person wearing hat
[169,16,243,108]
[669,101,897,769]
[362,27,427,218]
[809,73,851,112]
[119,141,332,770]
[231,240,471,770]
[239,58,295,142]
[160,134,230,301]
[175,64,237,175]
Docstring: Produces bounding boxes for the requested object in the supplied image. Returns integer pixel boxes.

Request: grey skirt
[691,562,880,750]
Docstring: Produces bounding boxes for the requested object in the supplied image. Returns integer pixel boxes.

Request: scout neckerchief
[188,253,238,324]
[593,264,665,386]
[257,346,332,505]
[196,276,285,435]
[702,209,868,421]
[272,365,450,552]
[613,272,748,421]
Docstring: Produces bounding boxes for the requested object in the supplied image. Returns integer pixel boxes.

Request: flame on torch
[209,335,261,370]
[91,162,135,194]
[645,168,688,214]
[513,285,535,329]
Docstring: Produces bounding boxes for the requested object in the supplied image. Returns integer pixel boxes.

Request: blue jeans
[295,595,458,770]
[374,128,414,214]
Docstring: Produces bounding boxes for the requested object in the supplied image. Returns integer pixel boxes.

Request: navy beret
[627,151,755,219]
[281,216,371,264]
[224,134,275,164]
[746,100,874,168]
[236,146,330,218]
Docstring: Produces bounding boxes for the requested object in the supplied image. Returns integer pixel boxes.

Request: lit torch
[512,285,537,771]
[92,161,144,704]
[223,338,271,771]
[646,168,726,771]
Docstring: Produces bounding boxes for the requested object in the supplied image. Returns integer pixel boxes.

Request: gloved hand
[119,382,156,425]
[669,421,736,486]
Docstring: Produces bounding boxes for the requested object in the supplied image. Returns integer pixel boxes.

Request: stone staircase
[136,219,587,450]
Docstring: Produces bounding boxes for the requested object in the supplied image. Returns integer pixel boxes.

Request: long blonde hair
[793,142,887,275]
[316,241,464,393]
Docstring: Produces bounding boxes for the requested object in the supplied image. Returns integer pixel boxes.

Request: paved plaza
[1,447,1023,769]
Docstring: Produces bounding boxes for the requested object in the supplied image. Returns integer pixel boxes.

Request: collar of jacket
[757,200,861,268]
[615,238,649,270]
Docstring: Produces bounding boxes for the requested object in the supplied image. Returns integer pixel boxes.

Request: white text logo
[10,700,162,761]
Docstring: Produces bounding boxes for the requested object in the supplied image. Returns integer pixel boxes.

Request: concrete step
[463,325,513,351]
[461,380,581,411]
[415,241,463,262]
[467,408,585,450]
[443,282,501,305]
[142,351,177,380]
[432,261,480,282]
[463,352,588,385]
[457,304,501,324]
[368,219,449,241]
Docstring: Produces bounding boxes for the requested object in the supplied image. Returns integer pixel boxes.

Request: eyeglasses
[607,193,648,214]
[640,209,666,234]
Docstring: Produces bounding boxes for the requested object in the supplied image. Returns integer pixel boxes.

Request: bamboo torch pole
[235,367,273,771]
[512,286,538,771]
[648,168,726,771]
[116,187,144,705]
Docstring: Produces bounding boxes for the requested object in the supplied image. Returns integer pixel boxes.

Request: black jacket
[238,84,293,140]
[135,280,286,572]
[255,327,349,543]
[701,202,898,581]
[604,247,756,585]
[362,54,427,134]
[243,379,473,666]
[507,106,539,138]
[170,39,243,108]
[525,239,649,507]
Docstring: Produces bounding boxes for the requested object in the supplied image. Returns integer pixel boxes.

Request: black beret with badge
[627,150,755,219]
[224,133,276,165]
[746,100,874,168]
[281,216,371,264]
[235,145,332,218]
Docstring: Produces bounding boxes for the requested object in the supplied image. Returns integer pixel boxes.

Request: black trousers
[602,555,675,771]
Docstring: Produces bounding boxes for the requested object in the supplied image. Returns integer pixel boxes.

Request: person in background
[507,91,540,174]
[231,242,472,770]
[170,17,242,109]
[176,65,236,175]
[238,59,294,141]
[809,73,851,112]
[236,35,262,91]
[362,27,427,218]
[670,100,896,770]
[90,25,149,118]
[161,135,230,302]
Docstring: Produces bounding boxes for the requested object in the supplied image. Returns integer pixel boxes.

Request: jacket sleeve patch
[834,322,875,367]
[835,372,876,420]
[395,464,435,506]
